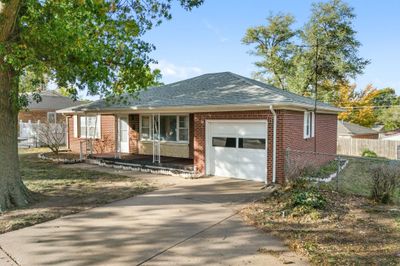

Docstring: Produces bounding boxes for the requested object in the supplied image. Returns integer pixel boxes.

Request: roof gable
[26,91,82,111]
[68,72,342,113]
[338,121,378,136]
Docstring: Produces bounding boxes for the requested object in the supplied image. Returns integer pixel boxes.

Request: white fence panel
[18,121,66,147]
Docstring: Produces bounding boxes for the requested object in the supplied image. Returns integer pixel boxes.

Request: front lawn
[241,185,400,265]
[0,148,154,234]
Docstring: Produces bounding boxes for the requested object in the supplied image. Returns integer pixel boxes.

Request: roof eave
[59,102,342,115]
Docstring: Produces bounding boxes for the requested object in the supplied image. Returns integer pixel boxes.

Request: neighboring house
[59,72,341,184]
[381,130,400,141]
[337,120,379,139]
[372,124,385,133]
[19,90,82,124]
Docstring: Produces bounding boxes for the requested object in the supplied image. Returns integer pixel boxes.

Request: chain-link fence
[285,148,400,204]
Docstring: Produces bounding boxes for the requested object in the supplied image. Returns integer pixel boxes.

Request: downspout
[269,105,277,184]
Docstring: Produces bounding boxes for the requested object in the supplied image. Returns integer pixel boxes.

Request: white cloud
[202,19,229,43]
[151,60,203,82]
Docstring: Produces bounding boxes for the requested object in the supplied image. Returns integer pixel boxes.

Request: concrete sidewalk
[0,172,308,265]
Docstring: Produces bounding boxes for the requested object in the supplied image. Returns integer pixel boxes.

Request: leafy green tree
[243,0,369,103]
[373,87,399,107]
[242,13,297,90]
[0,0,203,211]
[378,107,400,131]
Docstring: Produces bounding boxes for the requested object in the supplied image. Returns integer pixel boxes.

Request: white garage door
[206,120,267,182]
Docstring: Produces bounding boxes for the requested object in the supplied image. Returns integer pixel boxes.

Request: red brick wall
[129,114,140,154]
[279,111,338,181]
[19,111,64,123]
[189,114,194,159]
[353,134,379,139]
[280,111,337,153]
[193,110,338,184]
[67,114,117,154]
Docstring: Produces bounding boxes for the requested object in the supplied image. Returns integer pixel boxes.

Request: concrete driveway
[0,170,307,266]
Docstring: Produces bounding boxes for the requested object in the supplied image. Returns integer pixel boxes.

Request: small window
[47,112,56,124]
[141,116,152,140]
[178,116,189,141]
[304,111,315,139]
[212,137,236,148]
[239,138,265,149]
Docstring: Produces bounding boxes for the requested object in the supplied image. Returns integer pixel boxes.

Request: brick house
[19,90,82,124]
[59,72,341,184]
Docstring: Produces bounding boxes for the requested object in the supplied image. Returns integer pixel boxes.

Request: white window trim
[178,115,189,142]
[139,114,190,144]
[304,111,315,139]
[311,112,315,138]
[79,115,101,139]
[73,115,78,138]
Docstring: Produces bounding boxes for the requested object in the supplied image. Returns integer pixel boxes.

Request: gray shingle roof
[69,72,342,112]
[27,90,82,111]
[338,121,378,136]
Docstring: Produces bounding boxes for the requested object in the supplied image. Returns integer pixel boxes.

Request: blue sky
[143,0,400,94]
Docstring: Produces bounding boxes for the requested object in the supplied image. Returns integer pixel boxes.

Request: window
[80,116,100,138]
[238,138,265,149]
[141,116,151,140]
[304,111,315,139]
[140,115,189,142]
[212,137,236,148]
[160,116,177,141]
[47,112,56,124]
[178,116,189,141]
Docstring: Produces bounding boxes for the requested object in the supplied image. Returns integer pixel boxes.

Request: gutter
[269,105,277,184]
[56,102,343,115]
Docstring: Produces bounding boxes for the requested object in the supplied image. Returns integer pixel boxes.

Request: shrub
[37,122,66,155]
[369,163,400,204]
[362,149,378,158]
[290,187,327,209]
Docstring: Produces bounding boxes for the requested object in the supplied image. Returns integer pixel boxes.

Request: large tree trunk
[0,0,31,212]
[0,69,31,211]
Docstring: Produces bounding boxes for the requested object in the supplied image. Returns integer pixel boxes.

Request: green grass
[0,148,155,234]
[332,158,400,203]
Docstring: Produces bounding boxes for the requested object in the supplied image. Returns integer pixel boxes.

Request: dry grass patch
[0,148,155,234]
[241,187,400,265]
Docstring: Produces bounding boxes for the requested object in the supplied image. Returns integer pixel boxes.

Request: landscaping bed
[241,186,400,265]
[38,150,83,163]
[0,148,155,234]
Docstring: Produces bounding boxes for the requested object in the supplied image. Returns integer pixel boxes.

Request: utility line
[338,105,400,109]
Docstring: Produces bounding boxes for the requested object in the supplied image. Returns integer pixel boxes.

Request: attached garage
[205,120,267,182]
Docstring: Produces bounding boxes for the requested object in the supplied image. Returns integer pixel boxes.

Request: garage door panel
[211,122,266,137]
[207,121,267,182]
[237,151,265,163]
[236,164,265,182]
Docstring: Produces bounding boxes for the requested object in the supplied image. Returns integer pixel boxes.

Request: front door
[118,116,129,153]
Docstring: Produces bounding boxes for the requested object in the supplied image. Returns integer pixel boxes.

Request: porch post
[152,113,161,164]
[115,114,121,159]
